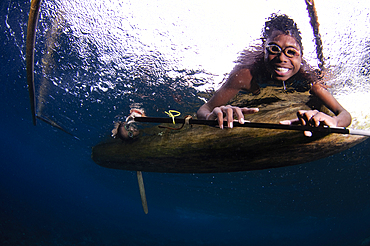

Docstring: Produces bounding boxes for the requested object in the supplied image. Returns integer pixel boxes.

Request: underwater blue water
[2,0,370,245]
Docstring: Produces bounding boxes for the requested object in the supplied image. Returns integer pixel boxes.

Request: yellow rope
[164,110,181,124]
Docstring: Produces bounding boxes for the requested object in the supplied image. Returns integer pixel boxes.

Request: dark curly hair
[263,14,303,51]
[232,14,319,91]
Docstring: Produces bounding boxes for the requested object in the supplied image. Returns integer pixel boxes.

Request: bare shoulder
[310,82,328,94]
[310,82,347,115]
[226,68,253,91]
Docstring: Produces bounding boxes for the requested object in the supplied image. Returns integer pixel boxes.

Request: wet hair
[232,14,319,91]
[235,14,303,70]
[262,14,303,50]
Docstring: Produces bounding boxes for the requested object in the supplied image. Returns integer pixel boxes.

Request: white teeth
[276,67,289,73]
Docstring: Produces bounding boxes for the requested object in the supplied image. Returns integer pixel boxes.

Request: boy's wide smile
[275,66,291,75]
[265,32,302,82]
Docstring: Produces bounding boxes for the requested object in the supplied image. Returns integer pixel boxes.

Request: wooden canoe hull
[92,98,366,173]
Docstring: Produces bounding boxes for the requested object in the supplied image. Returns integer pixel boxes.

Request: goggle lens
[266,44,299,58]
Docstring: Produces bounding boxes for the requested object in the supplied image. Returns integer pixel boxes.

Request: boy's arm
[197,69,259,128]
[280,83,352,137]
[311,83,352,127]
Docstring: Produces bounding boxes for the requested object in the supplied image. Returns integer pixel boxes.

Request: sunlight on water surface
[10,0,370,136]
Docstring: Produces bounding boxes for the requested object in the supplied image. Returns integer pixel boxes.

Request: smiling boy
[197,14,351,135]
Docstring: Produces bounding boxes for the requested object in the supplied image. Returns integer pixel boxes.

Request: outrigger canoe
[92,87,368,173]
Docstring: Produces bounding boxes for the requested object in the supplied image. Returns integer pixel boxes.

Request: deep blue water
[2,1,370,245]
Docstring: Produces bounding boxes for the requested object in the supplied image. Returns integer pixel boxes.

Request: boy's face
[264,31,302,81]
